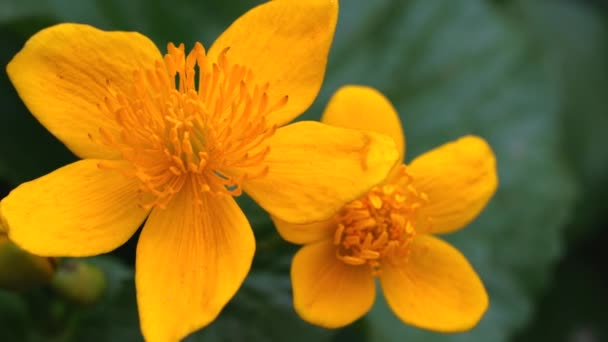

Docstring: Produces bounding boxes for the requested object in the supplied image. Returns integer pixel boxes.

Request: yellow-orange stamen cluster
[333,165,429,275]
[98,42,287,209]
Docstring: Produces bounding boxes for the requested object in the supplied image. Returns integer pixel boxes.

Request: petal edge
[292,240,376,328]
[380,235,488,332]
[322,85,405,161]
[272,216,335,245]
[1,159,148,256]
[410,135,498,234]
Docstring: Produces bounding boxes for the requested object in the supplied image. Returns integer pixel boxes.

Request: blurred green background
[0,0,607,341]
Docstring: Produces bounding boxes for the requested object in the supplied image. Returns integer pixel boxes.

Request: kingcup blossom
[275,86,498,332]
[0,1,402,340]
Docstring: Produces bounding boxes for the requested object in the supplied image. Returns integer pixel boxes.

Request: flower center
[333,165,429,275]
[97,42,287,209]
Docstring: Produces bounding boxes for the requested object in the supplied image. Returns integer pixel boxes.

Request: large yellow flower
[274,86,498,332]
[0,1,401,340]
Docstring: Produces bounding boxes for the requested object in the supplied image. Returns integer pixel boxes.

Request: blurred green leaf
[505,0,608,240]
[0,0,262,39]
[0,0,50,24]
[66,256,141,342]
[0,290,28,341]
[513,233,608,342]
[2,257,141,341]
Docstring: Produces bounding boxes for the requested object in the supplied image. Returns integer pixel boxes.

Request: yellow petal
[410,135,498,234]
[380,235,488,332]
[1,160,148,256]
[136,182,255,341]
[322,85,405,161]
[272,216,334,245]
[208,0,338,127]
[0,206,5,233]
[292,240,375,328]
[243,121,399,224]
[7,23,162,159]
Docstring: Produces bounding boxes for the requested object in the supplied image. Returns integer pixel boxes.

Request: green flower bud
[51,260,107,305]
[0,233,56,291]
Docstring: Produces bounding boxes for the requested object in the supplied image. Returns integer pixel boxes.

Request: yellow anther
[97,42,287,208]
[333,165,430,275]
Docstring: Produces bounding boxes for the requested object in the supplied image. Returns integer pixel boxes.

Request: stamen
[97,42,287,208]
[333,165,430,275]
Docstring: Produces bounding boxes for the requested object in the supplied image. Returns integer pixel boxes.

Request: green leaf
[514,242,608,342]
[0,0,51,25]
[0,0,259,41]
[505,0,608,240]
[0,290,28,341]
[64,256,141,341]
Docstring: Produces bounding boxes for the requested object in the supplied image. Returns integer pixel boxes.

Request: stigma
[333,165,430,275]
[97,42,287,209]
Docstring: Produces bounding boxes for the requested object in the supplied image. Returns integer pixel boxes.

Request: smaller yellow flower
[274,86,498,332]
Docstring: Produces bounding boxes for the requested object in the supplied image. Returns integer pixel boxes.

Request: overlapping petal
[322,85,405,161]
[0,159,148,256]
[410,135,498,234]
[380,235,488,332]
[6,23,162,159]
[242,121,399,224]
[292,240,376,328]
[136,182,255,341]
[272,216,335,245]
[208,0,338,126]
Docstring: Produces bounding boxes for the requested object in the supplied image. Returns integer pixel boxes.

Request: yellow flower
[1,1,401,340]
[274,86,498,332]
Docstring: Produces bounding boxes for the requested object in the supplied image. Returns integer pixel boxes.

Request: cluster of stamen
[97,42,287,209]
[333,165,430,275]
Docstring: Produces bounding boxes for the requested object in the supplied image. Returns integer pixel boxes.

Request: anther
[95,41,282,210]
[333,165,429,274]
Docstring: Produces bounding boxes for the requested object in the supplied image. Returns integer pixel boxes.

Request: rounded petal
[410,135,498,234]
[1,160,149,256]
[272,216,335,245]
[136,183,255,341]
[322,85,405,161]
[7,23,163,159]
[380,235,488,332]
[243,121,400,224]
[208,0,338,126]
[292,240,375,328]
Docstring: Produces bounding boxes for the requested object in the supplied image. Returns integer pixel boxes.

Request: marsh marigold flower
[274,86,498,332]
[0,1,401,340]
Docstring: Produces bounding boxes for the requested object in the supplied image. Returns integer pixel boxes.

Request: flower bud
[51,260,107,305]
[0,233,55,291]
